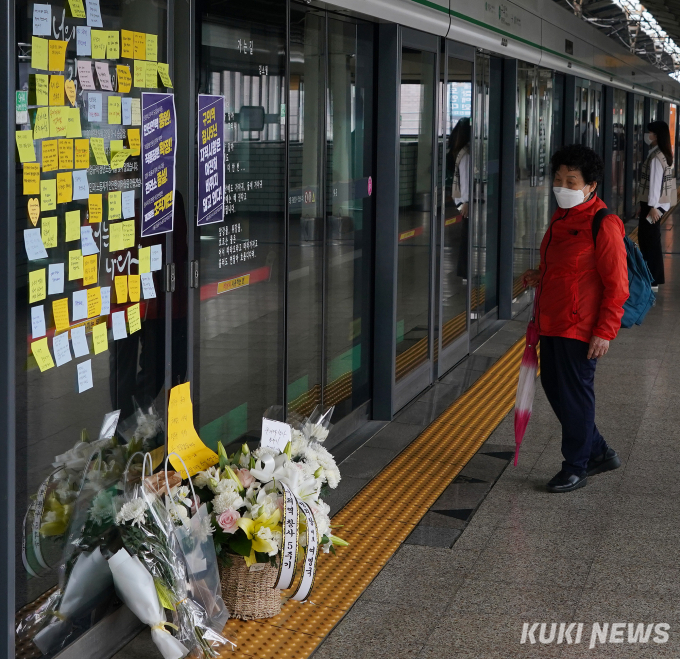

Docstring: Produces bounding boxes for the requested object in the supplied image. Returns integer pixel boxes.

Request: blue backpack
[592,207,656,328]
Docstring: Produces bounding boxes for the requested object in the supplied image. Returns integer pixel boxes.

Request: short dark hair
[551,144,604,185]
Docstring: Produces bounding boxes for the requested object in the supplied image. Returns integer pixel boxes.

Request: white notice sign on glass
[260,418,292,452]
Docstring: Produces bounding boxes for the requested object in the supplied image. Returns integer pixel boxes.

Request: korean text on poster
[197,94,225,226]
[141,92,176,237]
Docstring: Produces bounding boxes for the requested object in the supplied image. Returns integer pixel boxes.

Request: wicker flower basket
[220,557,281,620]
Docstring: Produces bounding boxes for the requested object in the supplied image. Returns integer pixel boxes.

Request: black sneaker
[587,448,621,477]
[546,470,588,493]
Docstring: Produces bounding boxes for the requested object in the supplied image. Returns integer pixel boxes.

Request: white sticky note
[95,62,112,90]
[71,325,89,357]
[48,263,65,295]
[122,97,132,125]
[24,228,48,261]
[77,26,91,57]
[87,93,102,122]
[77,61,96,90]
[100,285,111,315]
[140,272,156,299]
[150,244,162,271]
[130,98,140,125]
[72,170,89,200]
[77,359,93,392]
[81,225,99,256]
[122,190,135,218]
[31,305,46,338]
[72,289,88,321]
[261,418,293,452]
[33,4,52,36]
[112,310,127,340]
[85,0,103,27]
[53,332,72,367]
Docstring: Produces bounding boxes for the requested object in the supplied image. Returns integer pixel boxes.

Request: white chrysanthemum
[325,467,341,489]
[212,490,244,515]
[115,498,147,527]
[169,503,189,526]
[255,526,278,556]
[309,423,329,443]
[201,515,215,537]
[212,478,238,495]
[253,446,277,460]
[89,490,114,525]
[298,530,307,548]
[271,530,282,551]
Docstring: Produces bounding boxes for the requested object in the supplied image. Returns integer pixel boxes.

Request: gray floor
[313,216,680,658]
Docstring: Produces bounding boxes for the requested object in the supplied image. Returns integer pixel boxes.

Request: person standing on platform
[452,117,471,281]
[524,144,629,493]
[638,120,674,291]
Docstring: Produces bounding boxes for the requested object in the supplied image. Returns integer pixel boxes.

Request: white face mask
[553,184,590,209]
[643,132,653,146]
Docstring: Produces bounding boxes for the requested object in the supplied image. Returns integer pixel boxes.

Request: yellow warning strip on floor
[218,337,526,658]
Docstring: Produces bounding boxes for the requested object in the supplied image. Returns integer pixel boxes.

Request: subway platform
[115,210,680,659]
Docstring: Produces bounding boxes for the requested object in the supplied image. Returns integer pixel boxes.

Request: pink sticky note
[94,62,112,91]
[77,60,96,90]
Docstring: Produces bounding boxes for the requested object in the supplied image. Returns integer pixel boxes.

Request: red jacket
[537,195,629,343]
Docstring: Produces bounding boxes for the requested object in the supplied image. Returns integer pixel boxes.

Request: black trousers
[540,336,608,476]
[638,202,665,285]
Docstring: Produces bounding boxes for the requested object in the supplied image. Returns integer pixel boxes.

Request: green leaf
[229,531,252,557]
[154,578,176,611]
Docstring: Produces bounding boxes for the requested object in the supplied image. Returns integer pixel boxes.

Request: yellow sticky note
[91,30,107,59]
[117,65,131,93]
[66,108,82,138]
[121,219,135,248]
[28,198,40,226]
[110,149,131,170]
[110,140,124,157]
[58,139,73,170]
[121,30,134,59]
[41,216,57,248]
[41,179,56,211]
[157,63,173,88]
[31,337,55,372]
[29,269,46,303]
[49,107,68,137]
[48,40,68,72]
[127,129,141,156]
[41,139,58,171]
[34,107,49,140]
[115,275,128,303]
[127,302,141,333]
[68,249,83,280]
[109,222,123,251]
[133,33,146,60]
[88,194,103,223]
[138,246,151,274]
[87,286,102,317]
[32,37,48,71]
[108,95,122,124]
[108,191,122,220]
[67,0,86,19]
[53,298,70,332]
[49,75,64,105]
[92,320,108,354]
[107,31,120,60]
[83,254,98,285]
[64,79,77,106]
[34,74,49,105]
[145,34,157,62]
[75,139,89,169]
[24,163,41,195]
[16,131,36,163]
[57,172,72,203]
[133,60,146,88]
[145,61,158,89]
[128,274,140,302]
[65,210,80,241]
[90,137,108,165]
[167,382,219,477]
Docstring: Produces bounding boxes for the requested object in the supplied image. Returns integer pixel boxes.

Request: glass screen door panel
[196,0,286,447]
[288,7,325,416]
[612,89,627,218]
[323,17,374,420]
[440,55,472,352]
[533,70,554,261]
[395,47,436,382]
[14,0,170,645]
[632,95,644,212]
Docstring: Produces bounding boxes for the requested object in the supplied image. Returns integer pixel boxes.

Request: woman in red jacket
[525,144,629,493]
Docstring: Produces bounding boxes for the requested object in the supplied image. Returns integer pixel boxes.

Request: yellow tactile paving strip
[218,336,526,658]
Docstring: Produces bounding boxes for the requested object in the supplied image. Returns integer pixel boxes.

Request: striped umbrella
[513,303,539,466]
